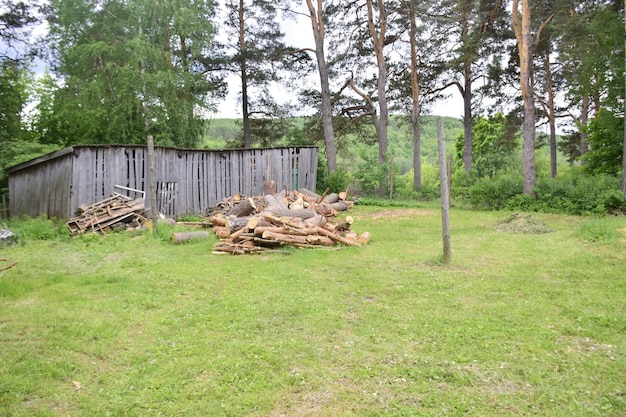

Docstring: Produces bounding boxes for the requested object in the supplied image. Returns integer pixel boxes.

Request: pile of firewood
[205,187,371,254]
[66,194,147,235]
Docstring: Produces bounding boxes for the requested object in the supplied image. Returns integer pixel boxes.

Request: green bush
[7,215,70,241]
[466,174,524,210]
[450,168,478,199]
[505,193,536,212]
[597,189,626,214]
[353,154,390,196]
[462,169,625,216]
[325,169,350,194]
[534,172,624,215]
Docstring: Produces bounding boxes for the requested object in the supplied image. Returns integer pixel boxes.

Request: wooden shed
[7,145,318,219]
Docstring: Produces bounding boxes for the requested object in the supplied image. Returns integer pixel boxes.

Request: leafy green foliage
[6,214,70,241]
[454,113,519,178]
[46,0,222,147]
[532,172,625,215]
[464,172,524,210]
[463,169,626,215]
[353,146,391,196]
[581,110,624,176]
[323,168,350,194]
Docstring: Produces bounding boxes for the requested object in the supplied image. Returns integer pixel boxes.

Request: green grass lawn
[1,205,625,416]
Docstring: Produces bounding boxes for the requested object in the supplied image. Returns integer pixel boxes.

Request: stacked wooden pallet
[66,194,147,235]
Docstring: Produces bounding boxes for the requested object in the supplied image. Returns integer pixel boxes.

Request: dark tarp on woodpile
[206,186,371,254]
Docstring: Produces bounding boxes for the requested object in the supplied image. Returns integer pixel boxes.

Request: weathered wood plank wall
[8,145,318,219]
[9,153,73,219]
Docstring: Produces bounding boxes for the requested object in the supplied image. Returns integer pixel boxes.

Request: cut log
[213,226,231,239]
[229,216,263,241]
[262,214,307,229]
[298,188,321,199]
[226,198,256,217]
[306,235,335,246]
[172,231,211,244]
[323,193,339,204]
[213,242,267,255]
[262,230,309,245]
[290,197,305,210]
[357,231,372,245]
[314,226,361,247]
[253,226,289,236]
[264,181,277,195]
[209,215,227,227]
[329,201,349,212]
[314,204,337,217]
[263,193,289,211]
[304,213,327,227]
[263,208,317,220]
[227,216,253,233]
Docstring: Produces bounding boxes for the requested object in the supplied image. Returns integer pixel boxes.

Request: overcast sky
[21,1,462,120]
[211,9,463,120]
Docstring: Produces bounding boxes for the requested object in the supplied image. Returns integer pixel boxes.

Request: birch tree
[46,0,222,147]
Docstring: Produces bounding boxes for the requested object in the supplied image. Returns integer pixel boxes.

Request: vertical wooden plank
[203,151,211,210]
[219,152,226,200]
[201,151,209,213]
[191,151,198,214]
[227,151,233,197]
[190,151,195,215]
[206,152,214,207]
[74,147,94,207]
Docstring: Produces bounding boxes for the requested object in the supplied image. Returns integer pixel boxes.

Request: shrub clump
[458,169,626,215]
[6,215,70,241]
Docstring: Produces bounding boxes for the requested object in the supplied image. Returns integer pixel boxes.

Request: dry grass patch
[493,213,555,234]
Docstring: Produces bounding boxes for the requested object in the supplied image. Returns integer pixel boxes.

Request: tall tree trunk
[306,0,337,174]
[239,0,251,147]
[409,0,421,190]
[462,64,473,173]
[544,49,557,178]
[580,94,589,164]
[513,0,536,195]
[367,0,389,196]
[460,3,473,173]
[622,0,626,196]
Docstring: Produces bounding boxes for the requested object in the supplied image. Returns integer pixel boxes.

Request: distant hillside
[203,115,464,174]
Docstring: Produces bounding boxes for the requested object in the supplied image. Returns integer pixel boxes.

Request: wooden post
[147,135,159,226]
[437,118,451,264]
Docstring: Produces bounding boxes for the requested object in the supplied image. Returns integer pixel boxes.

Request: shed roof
[6,144,318,174]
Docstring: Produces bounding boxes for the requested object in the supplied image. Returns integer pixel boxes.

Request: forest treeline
[1,0,626,213]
